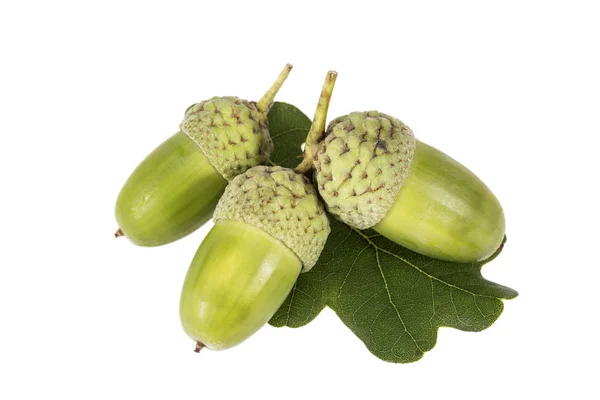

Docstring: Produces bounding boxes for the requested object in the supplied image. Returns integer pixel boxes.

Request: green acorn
[114,64,292,246]
[298,74,505,263]
[179,166,330,351]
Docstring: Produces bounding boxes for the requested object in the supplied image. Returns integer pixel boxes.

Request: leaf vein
[375,248,424,353]
[338,245,371,294]
[271,128,304,139]
[352,228,498,299]
[284,282,298,326]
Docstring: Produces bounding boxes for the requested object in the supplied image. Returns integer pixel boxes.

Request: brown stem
[295,70,338,175]
[114,228,124,238]
[194,341,205,353]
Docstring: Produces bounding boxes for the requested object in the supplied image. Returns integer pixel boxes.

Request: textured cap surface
[314,111,416,229]
[214,166,330,271]
[180,97,274,181]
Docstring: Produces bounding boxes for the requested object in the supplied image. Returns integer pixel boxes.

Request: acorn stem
[257,63,293,112]
[295,70,337,175]
[114,228,124,238]
[194,341,205,353]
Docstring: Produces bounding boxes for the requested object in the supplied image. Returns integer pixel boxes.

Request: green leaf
[267,102,311,169]
[267,102,518,363]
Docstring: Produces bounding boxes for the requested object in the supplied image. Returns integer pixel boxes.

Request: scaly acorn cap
[214,166,330,272]
[180,64,292,181]
[314,111,416,229]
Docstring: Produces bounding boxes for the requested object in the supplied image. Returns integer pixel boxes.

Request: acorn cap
[180,97,273,181]
[214,166,330,271]
[314,111,416,229]
[180,64,292,181]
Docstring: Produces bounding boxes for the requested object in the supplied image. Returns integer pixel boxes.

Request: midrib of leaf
[374,244,424,353]
[334,228,423,353]
[351,226,498,335]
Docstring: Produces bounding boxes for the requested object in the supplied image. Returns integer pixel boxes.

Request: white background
[1,0,598,398]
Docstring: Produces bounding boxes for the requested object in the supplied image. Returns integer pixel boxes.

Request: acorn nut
[298,75,505,263]
[179,166,330,351]
[114,64,292,246]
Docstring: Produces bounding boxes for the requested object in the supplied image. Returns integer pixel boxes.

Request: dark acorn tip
[194,341,205,353]
[114,228,124,238]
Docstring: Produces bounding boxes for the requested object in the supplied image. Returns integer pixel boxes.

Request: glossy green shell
[114,131,227,246]
[180,220,302,350]
[373,141,505,262]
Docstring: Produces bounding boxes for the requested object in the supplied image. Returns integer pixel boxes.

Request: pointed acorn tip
[114,228,124,238]
[194,341,205,353]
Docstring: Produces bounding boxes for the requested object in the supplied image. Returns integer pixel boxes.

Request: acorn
[114,64,292,246]
[297,76,505,263]
[179,166,330,351]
